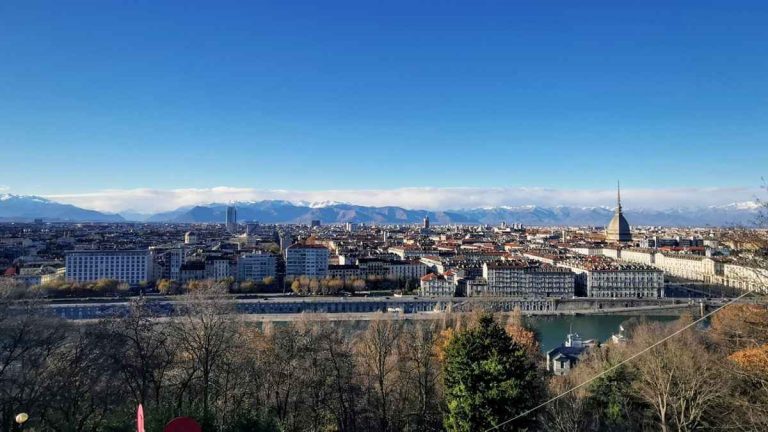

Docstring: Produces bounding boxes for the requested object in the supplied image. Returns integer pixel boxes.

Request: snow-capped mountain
[0,194,762,226]
[142,200,763,226]
[0,194,124,222]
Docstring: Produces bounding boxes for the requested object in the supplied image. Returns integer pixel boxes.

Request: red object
[136,404,145,432]
[164,417,202,432]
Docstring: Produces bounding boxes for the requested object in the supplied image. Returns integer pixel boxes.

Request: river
[527,314,681,352]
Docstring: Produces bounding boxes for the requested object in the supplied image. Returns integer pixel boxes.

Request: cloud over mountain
[42,186,763,214]
[0,193,763,226]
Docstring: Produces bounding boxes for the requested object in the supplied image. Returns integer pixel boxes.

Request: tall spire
[617,180,622,211]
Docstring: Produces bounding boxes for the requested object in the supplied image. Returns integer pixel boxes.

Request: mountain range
[0,194,124,222]
[0,194,763,226]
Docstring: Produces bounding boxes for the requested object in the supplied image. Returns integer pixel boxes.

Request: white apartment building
[723,263,768,291]
[419,273,455,296]
[388,246,436,260]
[419,256,446,274]
[388,260,428,280]
[286,244,329,278]
[558,258,664,298]
[184,232,198,244]
[205,257,233,281]
[653,253,717,281]
[65,250,151,285]
[236,252,277,281]
[619,248,656,265]
[166,248,184,281]
[569,246,768,293]
[479,261,575,297]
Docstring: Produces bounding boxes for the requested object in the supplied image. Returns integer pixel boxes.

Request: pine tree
[442,313,544,431]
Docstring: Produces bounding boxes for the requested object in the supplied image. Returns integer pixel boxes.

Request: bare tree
[0,295,68,431]
[38,330,121,432]
[396,322,443,431]
[95,298,176,407]
[171,282,239,417]
[357,319,403,432]
[631,319,729,431]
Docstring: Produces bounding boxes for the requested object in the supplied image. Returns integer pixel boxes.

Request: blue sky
[1,1,767,210]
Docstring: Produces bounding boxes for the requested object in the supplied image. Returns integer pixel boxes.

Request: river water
[527,314,681,352]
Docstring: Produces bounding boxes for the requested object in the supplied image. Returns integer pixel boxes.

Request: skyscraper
[606,182,632,243]
[226,205,237,233]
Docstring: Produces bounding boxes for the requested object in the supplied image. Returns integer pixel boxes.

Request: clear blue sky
[1,0,767,195]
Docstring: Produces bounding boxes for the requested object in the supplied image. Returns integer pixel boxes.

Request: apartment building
[236,252,277,281]
[478,261,574,297]
[65,250,151,285]
[286,244,329,277]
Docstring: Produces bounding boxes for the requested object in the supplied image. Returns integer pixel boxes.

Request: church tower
[606,181,632,243]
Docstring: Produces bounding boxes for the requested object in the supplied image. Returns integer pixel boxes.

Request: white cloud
[41,185,763,214]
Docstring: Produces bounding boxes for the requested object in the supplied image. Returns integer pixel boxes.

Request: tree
[238,280,257,293]
[38,331,121,432]
[397,322,443,431]
[290,280,301,295]
[442,313,544,431]
[171,284,239,417]
[94,298,176,408]
[156,279,180,295]
[505,308,541,362]
[631,319,728,432]
[357,319,403,432]
[710,303,768,353]
[724,344,768,430]
[352,278,366,292]
[0,295,69,431]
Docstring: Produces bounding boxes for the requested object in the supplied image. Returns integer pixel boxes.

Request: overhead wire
[483,291,756,431]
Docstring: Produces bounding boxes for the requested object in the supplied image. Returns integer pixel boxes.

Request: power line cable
[484,291,755,431]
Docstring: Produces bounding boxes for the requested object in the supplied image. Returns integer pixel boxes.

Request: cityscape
[2,1,768,431]
[5,184,766,308]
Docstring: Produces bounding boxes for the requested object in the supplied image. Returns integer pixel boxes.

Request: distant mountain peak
[1,196,763,226]
[142,200,763,226]
[307,200,349,208]
[0,194,123,222]
[0,193,51,203]
[710,201,761,210]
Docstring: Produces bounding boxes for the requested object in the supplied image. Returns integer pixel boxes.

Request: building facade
[286,244,329,278]
[236,252,277,281]
[419,273,455,296]
[226,206,238,233]
[558,258,664,298]
[478,261,575,297]
[65,250,151,285]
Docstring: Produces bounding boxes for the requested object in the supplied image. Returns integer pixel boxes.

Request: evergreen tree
[442,313,544,431]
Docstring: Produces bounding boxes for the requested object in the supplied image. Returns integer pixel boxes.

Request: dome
[606,209,631,242]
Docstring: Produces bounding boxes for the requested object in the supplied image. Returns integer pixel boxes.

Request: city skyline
[2,1,767,196]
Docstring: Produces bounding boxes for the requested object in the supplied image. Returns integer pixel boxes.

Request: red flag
[137,404,145,432]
